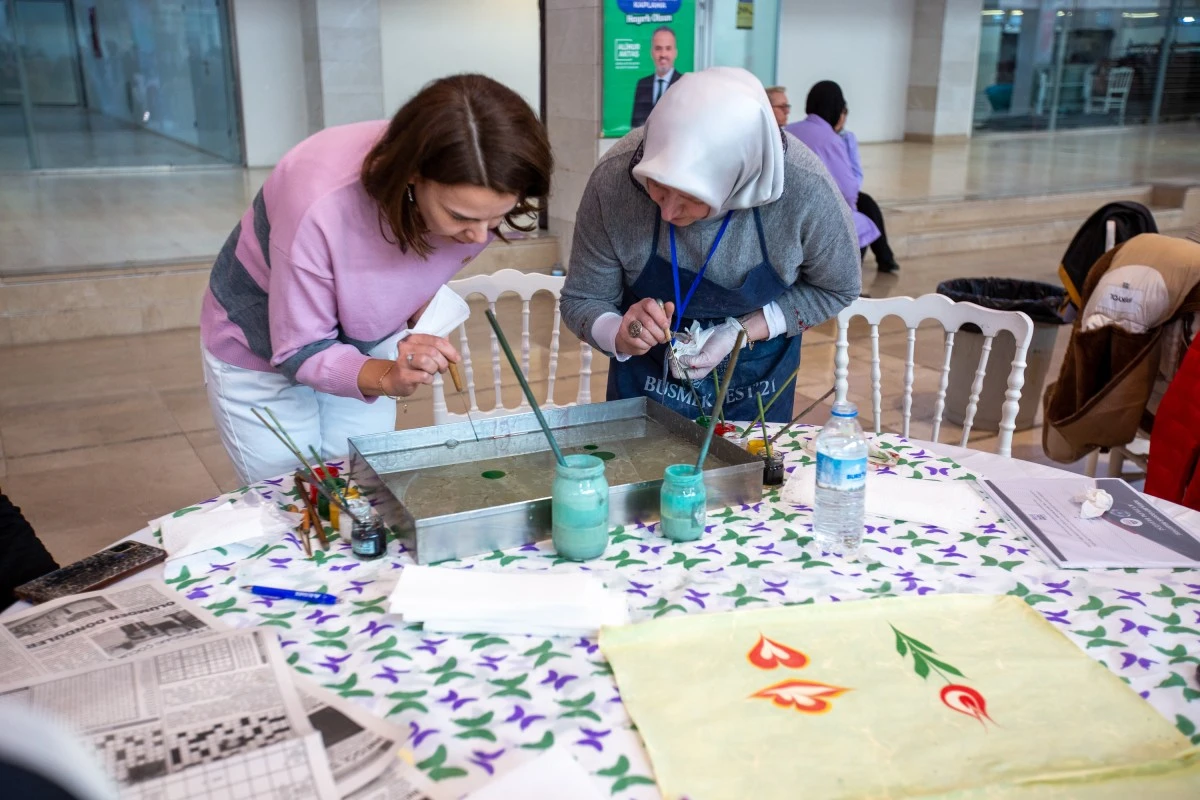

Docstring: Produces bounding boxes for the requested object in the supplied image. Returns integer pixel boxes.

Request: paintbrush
[756,394,772,459]
[694,331,746,471]
[446,362,481,441]
[484,309,567,467]
[767,386,837,445]
[252,408,357,517]
[740,362,804,437]
[292,474,315,556]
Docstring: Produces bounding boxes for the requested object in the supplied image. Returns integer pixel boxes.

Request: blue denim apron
[606,208,802,423]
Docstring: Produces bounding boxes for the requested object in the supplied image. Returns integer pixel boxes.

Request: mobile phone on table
[14,541,168,604]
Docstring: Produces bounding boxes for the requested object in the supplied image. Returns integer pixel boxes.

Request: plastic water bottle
[813,401,868,556]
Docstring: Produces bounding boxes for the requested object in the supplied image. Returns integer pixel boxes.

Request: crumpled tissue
[668,320,725,380]
[1075,487,1114,519]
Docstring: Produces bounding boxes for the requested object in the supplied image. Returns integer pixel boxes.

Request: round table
[58,427,1200,797]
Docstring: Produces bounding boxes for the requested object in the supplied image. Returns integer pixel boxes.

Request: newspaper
[0,581,217,686]
[0,581,402,797]
[0,628,339,799]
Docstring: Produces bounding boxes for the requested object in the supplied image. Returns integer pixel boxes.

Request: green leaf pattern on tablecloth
[159,430,1200,799]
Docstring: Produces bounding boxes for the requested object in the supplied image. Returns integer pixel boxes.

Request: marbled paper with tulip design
[599,594,1199,800]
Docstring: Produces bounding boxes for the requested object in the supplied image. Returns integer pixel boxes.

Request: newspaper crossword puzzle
[94,712,292,785]
[123,738,327,800]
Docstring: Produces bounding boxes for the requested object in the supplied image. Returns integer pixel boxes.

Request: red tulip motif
[940,684,994,727]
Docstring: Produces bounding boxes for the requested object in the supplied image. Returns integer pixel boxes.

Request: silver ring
[406,353,414,364]
[627,319,643,338]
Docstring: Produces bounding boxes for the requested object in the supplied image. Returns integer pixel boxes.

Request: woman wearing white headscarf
[561,67,861,422]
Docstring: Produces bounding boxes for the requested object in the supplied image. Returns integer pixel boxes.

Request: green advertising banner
[602,1,695,138]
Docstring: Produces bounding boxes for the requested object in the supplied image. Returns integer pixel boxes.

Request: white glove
[676,318,743,381]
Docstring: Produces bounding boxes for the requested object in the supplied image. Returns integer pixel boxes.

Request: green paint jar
[551,454,610,561]
[660,464,706,542]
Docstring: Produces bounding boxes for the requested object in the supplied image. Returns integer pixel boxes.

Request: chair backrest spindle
[834,293,1033,457]
[431,269,598,424]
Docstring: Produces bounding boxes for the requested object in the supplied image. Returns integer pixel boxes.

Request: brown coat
[1043,233,1200,463]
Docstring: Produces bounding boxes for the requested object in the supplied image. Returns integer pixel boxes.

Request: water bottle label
[816,454,867,489]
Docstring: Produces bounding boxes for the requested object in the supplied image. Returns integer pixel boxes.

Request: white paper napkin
[156,502,299,561]
[389,565,629,637]
[782,463,987,533]
[464,747,604,800]
[396,284,471,341]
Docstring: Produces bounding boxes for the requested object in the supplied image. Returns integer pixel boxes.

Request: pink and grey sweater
[200,121,490,400]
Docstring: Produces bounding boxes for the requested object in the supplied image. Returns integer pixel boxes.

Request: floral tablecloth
[158,426,1200,798]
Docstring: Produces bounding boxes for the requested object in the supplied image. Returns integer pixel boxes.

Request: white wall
[379,0,540,116]
[231,0,309,168]
[776,0,915,143]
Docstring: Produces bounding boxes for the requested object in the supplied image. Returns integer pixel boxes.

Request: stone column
[905,0,985,142]
[545,0,604,267]
[300,0,385,134]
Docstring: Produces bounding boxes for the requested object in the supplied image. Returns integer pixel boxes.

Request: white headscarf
[632,66,785,220]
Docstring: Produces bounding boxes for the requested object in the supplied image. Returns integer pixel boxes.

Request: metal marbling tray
[347,398,763,563]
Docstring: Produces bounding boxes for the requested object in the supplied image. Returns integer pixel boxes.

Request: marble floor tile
[161,387,217,433]
[186,429,242,495]
[2,434,219,564]
[0,388,181,458]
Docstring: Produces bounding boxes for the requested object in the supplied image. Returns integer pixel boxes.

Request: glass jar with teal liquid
[660,464,706,542]
[551,454,610,560]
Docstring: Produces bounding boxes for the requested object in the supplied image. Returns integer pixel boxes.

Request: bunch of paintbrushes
[252,407,357,554]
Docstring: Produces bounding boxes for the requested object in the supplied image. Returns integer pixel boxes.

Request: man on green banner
[630,27,683,129]
[602,0,695,138]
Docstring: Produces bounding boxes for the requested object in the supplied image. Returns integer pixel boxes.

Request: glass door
[1,0,242,170]
[696,0,780,87]
[0,0,39,169]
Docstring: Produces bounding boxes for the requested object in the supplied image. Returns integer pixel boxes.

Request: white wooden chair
[431,269,594,423]
[834,293,1034,458]
[1085,66,1133,124]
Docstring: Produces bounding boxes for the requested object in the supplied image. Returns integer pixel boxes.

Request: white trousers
[202,335,401,485]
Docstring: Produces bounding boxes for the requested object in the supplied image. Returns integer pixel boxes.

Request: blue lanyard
[669,211,733,332]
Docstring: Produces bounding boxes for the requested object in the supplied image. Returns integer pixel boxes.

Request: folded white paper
[782,464,986,533]
[464,746,605,800]
[396,284,471,341]
[389,566,629,638]
[157,503,299,561]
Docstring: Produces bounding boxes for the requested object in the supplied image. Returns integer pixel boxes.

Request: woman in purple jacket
[200,75,553,484]
[785,81,899,273]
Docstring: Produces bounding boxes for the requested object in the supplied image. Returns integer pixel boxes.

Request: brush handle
[447,361,466,393]
[768,386,836,445]
[695,332,746,471]
[484,310,567,467]
[756,393,772,458]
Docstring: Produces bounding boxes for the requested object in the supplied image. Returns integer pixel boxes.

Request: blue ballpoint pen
[243,585,338,605]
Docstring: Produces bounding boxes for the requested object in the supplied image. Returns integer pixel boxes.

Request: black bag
[1058,202,1157,312]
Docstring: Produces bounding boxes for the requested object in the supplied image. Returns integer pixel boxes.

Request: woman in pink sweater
[201,75,552,484]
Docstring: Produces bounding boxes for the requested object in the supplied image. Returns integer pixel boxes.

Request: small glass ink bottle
[347,499,386,560]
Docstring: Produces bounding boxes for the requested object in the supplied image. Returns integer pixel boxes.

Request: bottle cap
[831,401,858,418]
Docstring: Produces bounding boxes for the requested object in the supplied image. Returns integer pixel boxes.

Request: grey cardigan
[560,130,862,355]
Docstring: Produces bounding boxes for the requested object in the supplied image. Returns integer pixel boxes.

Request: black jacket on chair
[630,71,684,129]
